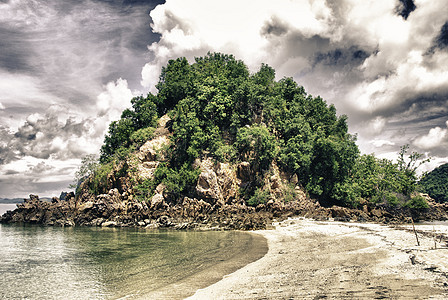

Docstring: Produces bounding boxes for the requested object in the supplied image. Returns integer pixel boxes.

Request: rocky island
[2,53,447,228]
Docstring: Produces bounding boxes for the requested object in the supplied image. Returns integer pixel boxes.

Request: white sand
[188,218,448,299]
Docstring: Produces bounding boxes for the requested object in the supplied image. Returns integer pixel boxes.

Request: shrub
[405,195,429,209]
[247,188,271,206]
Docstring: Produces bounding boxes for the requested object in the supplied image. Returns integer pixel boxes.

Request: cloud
[370,139,396,148]
[96,78,134,119]
[141,0,338,91]
[2,0,448,197]
[413,121,448,150]
[395,0,416,20]
[0,0,164,197]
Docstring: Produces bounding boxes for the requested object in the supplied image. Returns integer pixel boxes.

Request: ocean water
[0,220,266,299]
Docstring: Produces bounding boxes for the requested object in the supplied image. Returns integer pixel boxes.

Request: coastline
[188,218,448,299]
[136,231,268,300]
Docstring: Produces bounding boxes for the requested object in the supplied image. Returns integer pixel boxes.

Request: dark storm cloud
[395,0,416,20]
[0,28,36,72]
[312,47,370,67]
[260,16,288,37]
[436,21,448,49]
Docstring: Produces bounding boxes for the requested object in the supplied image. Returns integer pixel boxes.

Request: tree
[69,154,99,192]
[397,144,430,196]
[236,125,278,172]
[419,163,448,203]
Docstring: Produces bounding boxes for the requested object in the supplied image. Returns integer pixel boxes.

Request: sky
[0,0,447,198]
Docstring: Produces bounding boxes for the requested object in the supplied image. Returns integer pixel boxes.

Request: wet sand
[189,218,448,299]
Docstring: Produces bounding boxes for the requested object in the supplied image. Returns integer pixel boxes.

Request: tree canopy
[92,52,428,208]
[419,163,448,203]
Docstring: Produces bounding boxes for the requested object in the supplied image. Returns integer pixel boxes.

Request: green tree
[236,125,278,172]
[69,154,99,191]
[419,163,448,203]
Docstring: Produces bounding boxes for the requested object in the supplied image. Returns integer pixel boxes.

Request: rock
[137,221,146,226]
[146,223,159,229]
[290,174,298,185]
[237,162,251,182]
[29,194,40,202]
[150,193,165,210]
[196,166,221,203]
[174,223,189,230]
[78,201,94,212]
[195,157,240,205]
[101,221,117,227]
[157,215,171,226]
[371,208,383,218]
[59,191,68,200]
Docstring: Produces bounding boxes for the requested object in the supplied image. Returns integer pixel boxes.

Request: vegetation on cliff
[79,53,428,210]
[419,163,448,203]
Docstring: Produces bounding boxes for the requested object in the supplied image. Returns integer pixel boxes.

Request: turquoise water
[0,222,266,299]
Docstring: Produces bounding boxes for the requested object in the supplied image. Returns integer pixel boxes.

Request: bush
[88,163,114,195]
[130,127,155,147]
[135,178,155,202]
[153,162,201,199]
[405,195,429,209]
[247,188,271,206]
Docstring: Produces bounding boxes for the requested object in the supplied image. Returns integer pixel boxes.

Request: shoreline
[136,231,268,300]
[188,218,448,299]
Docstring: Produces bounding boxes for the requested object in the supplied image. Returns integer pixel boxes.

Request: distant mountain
[419,163,448,203]
[0,198,24,204]
[0,197,53,204]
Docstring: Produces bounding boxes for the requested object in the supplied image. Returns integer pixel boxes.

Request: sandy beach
[188,218,448,299]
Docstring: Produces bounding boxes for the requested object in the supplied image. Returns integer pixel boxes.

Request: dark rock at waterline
[1,190,448,229]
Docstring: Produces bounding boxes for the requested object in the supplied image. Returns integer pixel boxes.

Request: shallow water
[0,223,266,299]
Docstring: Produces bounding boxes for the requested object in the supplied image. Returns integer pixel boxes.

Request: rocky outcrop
[133,114,171,181]
[194,157,239,205]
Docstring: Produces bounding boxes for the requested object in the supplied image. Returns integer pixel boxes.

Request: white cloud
[370,139,395,148]
[413,121,448,149]
[142,0,338,91]
[0,102,4,110]
[96,78,133,120]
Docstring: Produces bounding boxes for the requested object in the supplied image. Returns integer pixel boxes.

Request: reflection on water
[0,224,264,299]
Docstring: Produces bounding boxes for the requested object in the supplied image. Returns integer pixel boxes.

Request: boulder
[101,221,117,227]
[237,161,251,183]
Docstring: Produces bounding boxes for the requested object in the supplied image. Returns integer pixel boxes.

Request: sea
[0,204,267,299]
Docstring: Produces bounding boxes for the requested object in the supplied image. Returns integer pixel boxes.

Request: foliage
[153,162,201,199]
[134,178,155,202]
[92,52,430,209]
[419,163,448,203]
[100,94,158,162]
[247,188,271,206]
[69,154,99,192]
[236,125,278,171]
[88,162,114,195]
[405,195,429,209]
[337,146,429,208]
